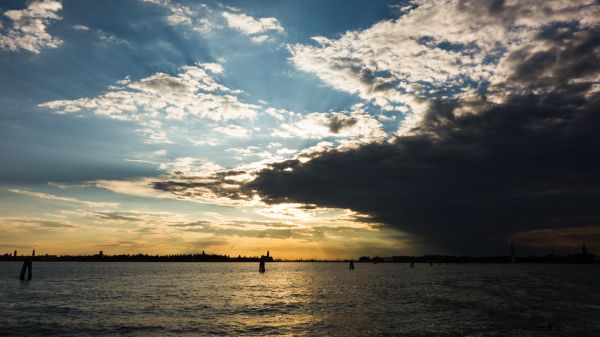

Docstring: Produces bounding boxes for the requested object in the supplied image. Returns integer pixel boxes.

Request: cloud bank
[215,0,599,254]
[102,0,600,254]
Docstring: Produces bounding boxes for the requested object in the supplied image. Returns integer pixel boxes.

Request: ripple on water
[0,263,599,336]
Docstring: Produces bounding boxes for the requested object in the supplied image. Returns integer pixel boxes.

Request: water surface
[1,262,599,336]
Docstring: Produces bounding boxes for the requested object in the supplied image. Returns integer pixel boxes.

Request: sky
[0,0,599,258]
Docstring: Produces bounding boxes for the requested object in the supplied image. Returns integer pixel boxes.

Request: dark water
[1,262,599,336]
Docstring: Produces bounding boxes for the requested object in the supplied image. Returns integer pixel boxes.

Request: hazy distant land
[1,250,597,264]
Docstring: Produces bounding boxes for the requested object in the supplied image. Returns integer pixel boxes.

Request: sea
[1,262,599,336]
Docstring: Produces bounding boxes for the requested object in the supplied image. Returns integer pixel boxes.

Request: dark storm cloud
[248,90,600,254]
[513,227,600,251]
[327,115,358,133]
[502,25,600,94]
[246,21,600,254]
[150,169,251,201]
[331,59,390,88]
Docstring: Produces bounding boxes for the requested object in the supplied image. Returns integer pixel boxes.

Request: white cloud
[288,0,600,132]
[273,108,387,141]
[143,0,214,32]
[39,63,259,142]
[94,178,168,200]
[8,188,118,208]
[222,11,284,42]
[213,125,251,138]
[200,62,224,74]
[47,181,94,189]
[264,107,297,121]
[251,35,270,43]
[276,148,296,155]
[137,120,172,144]
[142,1,284,42]
[0,0,63,53]
[97,30,131,46]
[72,24,89,31]
[159,157,223,177]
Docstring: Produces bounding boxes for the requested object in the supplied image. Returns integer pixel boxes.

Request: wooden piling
[19,250,34,280]
[259,260,266,273]
[19,260,27,280]
[27,260,32,280]
[349,260,355,270]
[19,260,32,281]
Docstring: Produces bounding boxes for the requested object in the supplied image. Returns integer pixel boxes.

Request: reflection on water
[1,262,599,336]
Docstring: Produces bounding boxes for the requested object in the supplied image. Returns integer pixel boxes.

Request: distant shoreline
[1,254,597,264]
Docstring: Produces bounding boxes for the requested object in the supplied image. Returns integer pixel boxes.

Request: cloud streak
[8,188,118,208]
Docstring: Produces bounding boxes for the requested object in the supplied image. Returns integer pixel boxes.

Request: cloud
[213,125,251,138]
[40,63,257,121]
[8,188,118,208]
[169,218,377,242]
[87,210,186,226]
[273,108,386,141]
[136,13,599,253]
[159,157,224,177]
[288,0,600,128]
[200,62,223,74]
[72,24,89,31]
[143,0,214,33]
[150,178,256,205]
[513,227,600,252]
[136,120,172,144]
[97,30,131,46]
[94,165,259,207]
[94,178,170,200]
[251,35,269,43]
[71,24,131,46]
[0,216,77,231]
[222,11,284,43]
[490,24,600,100]
[244,34,600,255]
[47,181,94,189]
[39,62,259,143]
[0,0,63,53]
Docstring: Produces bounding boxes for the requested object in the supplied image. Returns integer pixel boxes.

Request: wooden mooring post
[19,250,34,281]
